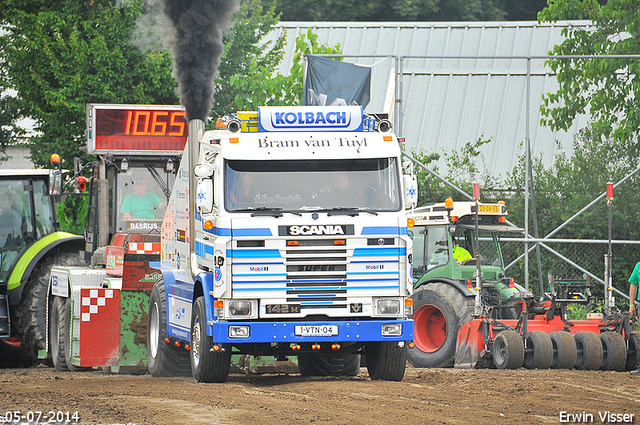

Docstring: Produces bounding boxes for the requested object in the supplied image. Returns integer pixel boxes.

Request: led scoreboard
[86,104,188,155]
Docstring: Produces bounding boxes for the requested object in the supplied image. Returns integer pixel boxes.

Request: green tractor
[0,169,84,366]
[407,199,526,368]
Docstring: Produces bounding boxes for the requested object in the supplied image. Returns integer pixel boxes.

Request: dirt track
[1,365,639,425]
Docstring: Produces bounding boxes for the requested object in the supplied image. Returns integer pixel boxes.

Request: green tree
[1,0,178,231]
[268,0,510,22]
[212,0,285,118]
[225,27,343,111]
[539,0,640,147]
[408,137,500,206]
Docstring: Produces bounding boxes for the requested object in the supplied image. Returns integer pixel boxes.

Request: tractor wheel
[408,282,472,368]
[625,332,640,371]
[49,296,68,372]
[365,341,407,381]
[147,278,191,377]
[13,252,84,359]
[523,331,553,369]
[191,296,231,383]
[599,332,627,372]
[549,331,577,369]
[574,331,603,370]
[492,330,524,369]
[298,354,361,376]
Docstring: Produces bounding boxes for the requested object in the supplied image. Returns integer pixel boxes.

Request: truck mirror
[194,163,215,178]
[196,178,214,214]
[403,174,417,209]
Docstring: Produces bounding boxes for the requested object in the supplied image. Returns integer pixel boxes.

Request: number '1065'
[125,110,186,137]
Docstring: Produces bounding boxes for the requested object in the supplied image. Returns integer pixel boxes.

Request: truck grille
[231,236,403,316]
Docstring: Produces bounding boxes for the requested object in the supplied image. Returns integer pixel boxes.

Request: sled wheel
[549,331,577,369]
[408,282,472,368]
[574,331,603,370]
[492,330,524,369]
[147,278,191,377]
[625,332,640,371]
[523,331,553,369]
[298,354,361,376]
[366,341,407,381]
[191,296,231,383]
[49,296,68,372]
[599,332,627,371]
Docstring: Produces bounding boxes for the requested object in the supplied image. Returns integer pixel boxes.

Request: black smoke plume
[157,0,239,121]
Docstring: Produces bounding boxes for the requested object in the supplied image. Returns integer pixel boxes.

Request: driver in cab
[452,238,472,263]
[121,179,165,220]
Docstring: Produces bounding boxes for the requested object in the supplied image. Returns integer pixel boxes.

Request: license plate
[295,325,339,337]
[478,204,500,213]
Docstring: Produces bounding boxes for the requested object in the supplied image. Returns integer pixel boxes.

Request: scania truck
[151,105,416,382]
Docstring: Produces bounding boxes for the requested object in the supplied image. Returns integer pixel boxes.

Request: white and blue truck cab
[150,105,416,382]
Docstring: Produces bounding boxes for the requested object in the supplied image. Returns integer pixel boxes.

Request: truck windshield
[115,165,174,233]
[225,158,402,212]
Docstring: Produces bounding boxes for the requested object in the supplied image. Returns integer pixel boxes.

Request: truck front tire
[147,278,190,377]
[190,296,231,383]
[365,341,407,381]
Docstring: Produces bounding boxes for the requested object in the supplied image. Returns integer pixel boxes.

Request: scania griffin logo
[289,225,344,236]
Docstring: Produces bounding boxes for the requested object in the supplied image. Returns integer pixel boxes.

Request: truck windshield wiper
[233,207,301,217]
[326,207,378,216]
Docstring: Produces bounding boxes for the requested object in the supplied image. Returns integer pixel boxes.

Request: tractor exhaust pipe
[188,119,205,277]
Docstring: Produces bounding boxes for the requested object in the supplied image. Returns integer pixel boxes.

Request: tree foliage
[267,0,547,21]
[539,0,640,147]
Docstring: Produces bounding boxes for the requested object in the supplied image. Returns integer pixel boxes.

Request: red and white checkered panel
[128,242,162,254]
[78,288,121,367]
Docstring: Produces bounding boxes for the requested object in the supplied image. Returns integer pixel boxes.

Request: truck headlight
[228,300,252,316]
[381,324,403,336]
[376,298,400,315]
[229,325,250,338]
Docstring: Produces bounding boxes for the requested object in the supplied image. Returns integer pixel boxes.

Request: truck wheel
[365,341,407,381]
[599,332,627,371]
[49,296,68,372]
[492,330,524,369]
[625,332,640,371]
[13,252,84,359]
[549,331,577,369]
[147,278,191,377]
[574,331,603,370]
[523,331,553,369]
[298,354,361,376]
[191,296,231,383]
[408,282,472,368]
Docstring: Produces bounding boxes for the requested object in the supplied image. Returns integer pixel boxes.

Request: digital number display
[90,106,188,153]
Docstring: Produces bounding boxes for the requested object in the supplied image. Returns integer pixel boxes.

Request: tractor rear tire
[523,331,553,369]
[147,278,191,377]
[191,296,231,383]
[625,332,640,371]
[13,252,84,359]
[49,296,68,372]
[408,282,472,368]
[493,330,524,369]
[549,331,577,369]
[298,354,361,376]
[599,332,627,372]
[574,331,603,370]
[365,341,407,381]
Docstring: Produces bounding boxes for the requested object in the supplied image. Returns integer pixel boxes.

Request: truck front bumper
[210,319,414,344]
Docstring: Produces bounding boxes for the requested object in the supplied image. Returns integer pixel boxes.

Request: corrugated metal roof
[267,21,594,178]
